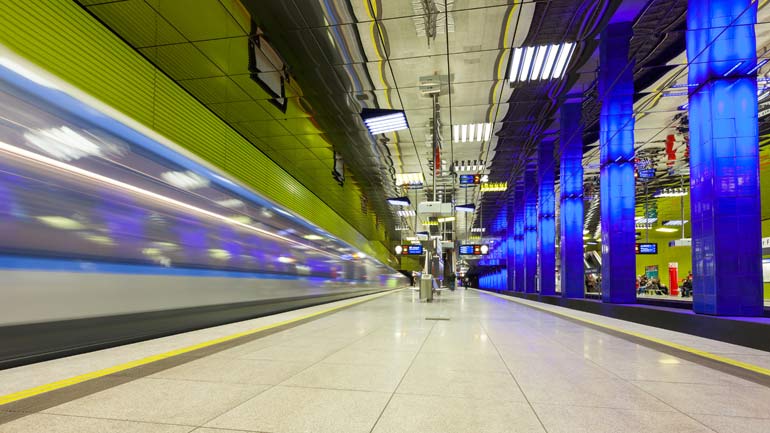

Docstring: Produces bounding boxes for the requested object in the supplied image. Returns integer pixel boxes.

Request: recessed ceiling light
[509,42,575,82]
[655,227,678,233]
[361,108,408,135]
[453,123,492,143]
[663,220,688,226]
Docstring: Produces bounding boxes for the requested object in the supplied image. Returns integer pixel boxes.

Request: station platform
[2,288,770,433]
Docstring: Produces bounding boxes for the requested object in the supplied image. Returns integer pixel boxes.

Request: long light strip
[0,141,338,258]
[509,47,523,82]
[453,123,492,142]
[509,42,575,83]
[552,42,575,79]
[362,111,409,135]
[530,45,547,80]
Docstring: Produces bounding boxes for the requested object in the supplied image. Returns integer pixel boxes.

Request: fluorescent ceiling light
[471,227,485,233]
[452,123,492,142]
[655,227,678,233]
[437,216,455,223]
[395,172,424,186]
[663,220,688,226]
[456,203,475,212]
[360,108,408,135]
[303,234,324,240]
[453,124,459,143]
[480,182,507,192]
[387,196,411,206]
[654,188,688,198]
[510,43,575,83]
[161,170,210,190]
[635,217,658,224]
[397,209,415,217]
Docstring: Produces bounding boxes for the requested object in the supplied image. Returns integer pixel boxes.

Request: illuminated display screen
[638,168,655,179]
[459,174,488,185]
[635,243,658,254]
[459,244,489,255]
[401,244,423,255]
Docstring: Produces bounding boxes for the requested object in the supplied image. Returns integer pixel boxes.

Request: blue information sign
[635,243,657,254]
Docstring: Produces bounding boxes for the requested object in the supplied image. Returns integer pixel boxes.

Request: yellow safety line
[479,290,770,377]
[0,288,403,406]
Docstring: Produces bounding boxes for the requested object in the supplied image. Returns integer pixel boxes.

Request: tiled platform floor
[2,288,770,433]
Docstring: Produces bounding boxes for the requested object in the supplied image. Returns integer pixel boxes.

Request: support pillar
[524,164,538,293]
[560,103,585,298]
[537,141,556,295]
[687,0,763,315]
[513,182,525,292]
[506,193,516,292]
[599,22,636,303]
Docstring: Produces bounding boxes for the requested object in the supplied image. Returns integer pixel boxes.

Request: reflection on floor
[2,289,770,433]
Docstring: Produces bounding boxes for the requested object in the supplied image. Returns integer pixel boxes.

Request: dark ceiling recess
[480,0,619,228]
[582,0,688,150]
[242,0,401,239]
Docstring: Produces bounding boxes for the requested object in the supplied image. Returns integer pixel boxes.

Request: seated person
[681,277,693,297]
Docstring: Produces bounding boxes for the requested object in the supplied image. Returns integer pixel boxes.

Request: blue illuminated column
[513,182,525,292]
[559,103,585,298]
[506,193,516,292]
[524,164,538,293]
[537,141,556,295]
[599,22,636,304]
[687,0,763,316]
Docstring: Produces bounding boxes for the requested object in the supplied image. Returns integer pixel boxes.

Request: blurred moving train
[0,54,405,368]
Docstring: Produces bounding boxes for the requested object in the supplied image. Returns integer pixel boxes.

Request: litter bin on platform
[420,273,433,302]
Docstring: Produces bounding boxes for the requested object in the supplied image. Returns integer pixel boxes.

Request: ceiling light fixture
[397,209,416,217]
[395,172,424,187]
[509,42,575,83]
[471,227,485,233]
[480,182,507,192]
[455,203,475,213]
[663,220,688,226]
[635,217,658,224]
[437,216,455,223]
[453,123,492,143]
[655,227,679,233]
[387,196,411,206]
[654,188,688,198]
[360,108,408,135]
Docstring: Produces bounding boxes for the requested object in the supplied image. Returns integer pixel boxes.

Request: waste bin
[420,273,433,302]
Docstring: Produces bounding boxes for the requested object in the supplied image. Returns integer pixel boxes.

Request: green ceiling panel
[278,118,322,135]
[194,37,251,75]
[90,0,185,48]
[296,134,332,148]
[178,76,250,104]
[264,135,305,149]
[140,43,223,80]
[239,120,291,138]
[150,0,246,41]
[210,100,273,123]
[230,73,299,100]
[0,0,393,265]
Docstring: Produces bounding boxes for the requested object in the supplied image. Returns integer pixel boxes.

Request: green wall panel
[0,0,394,266]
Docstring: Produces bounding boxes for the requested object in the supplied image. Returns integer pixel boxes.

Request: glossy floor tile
[2,288,769,433]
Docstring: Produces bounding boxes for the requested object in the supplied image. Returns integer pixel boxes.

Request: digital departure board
[635,243,658,254]
[638,168,655,179]
[459,174,489,185]
[459,244,489,255]
[405,244,423,255]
